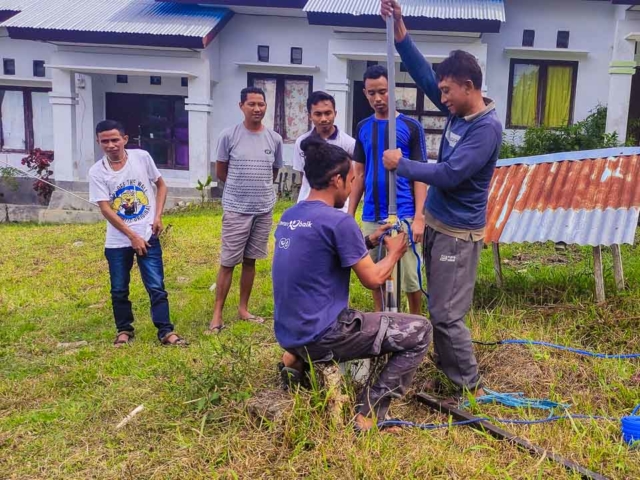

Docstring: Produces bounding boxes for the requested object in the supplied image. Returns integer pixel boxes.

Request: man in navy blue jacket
[381,0,503,400]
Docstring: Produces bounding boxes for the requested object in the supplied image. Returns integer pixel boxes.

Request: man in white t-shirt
[89,120,186,347]
[292,91,356,213]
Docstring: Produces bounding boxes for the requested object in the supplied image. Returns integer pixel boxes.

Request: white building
[1,0,640,204]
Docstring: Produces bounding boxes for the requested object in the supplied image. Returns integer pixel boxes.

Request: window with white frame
[248,73,313,144]
[0,87,53,152]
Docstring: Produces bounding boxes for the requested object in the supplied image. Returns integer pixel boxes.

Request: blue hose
[474,339,640,360]
[380,405,640,440]
[622,405,640,446]
[401,219,429,303]
[375,219,429,309]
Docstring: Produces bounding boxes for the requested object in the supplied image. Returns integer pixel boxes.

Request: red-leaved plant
[21,149,54,203]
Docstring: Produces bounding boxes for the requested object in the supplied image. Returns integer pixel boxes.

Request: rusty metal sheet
[486,148,640,246]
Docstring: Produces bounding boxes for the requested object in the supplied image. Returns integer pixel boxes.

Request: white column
[75,73,96,180]
[606,20,639,143]
[326,51,350,132]
[186,67,212,187]
[49,68,78,182]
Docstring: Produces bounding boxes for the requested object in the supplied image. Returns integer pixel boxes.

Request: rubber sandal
[160,332,189,347]
[113,331,134,347]
[279,363,303,391]
[204,325,226,336]
[278,362,312,391]
[239,315,265,324]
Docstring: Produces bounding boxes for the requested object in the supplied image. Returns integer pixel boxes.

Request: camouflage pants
[288,309,432,420]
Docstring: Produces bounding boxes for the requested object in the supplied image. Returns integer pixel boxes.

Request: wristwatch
[364,235,375,250]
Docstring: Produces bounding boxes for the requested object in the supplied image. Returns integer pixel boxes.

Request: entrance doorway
[627,68,640,145]
[106,93,189,169]
[352,81,375,134]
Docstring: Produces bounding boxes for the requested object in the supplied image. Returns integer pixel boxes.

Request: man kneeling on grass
[89,120,187,347]
[272,136,432,432]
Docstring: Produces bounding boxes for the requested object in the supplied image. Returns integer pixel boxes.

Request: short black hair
[241,86,266,104]
[96,120,125,136]
[363,64,388,83]
[437,50,483,90]
[307,91,336,114]
[300,136,351,190]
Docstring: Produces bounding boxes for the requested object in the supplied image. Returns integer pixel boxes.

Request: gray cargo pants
[424,226,482,390]
[288,309,432,420]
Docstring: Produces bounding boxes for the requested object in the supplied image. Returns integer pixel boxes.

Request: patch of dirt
[541,254,570,265]
[477,344,595,399]
[503,252,570,268]
[246,389,293,424]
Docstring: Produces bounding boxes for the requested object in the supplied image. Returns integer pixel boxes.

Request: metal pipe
[386,14,398,191]
[385,13,401,313]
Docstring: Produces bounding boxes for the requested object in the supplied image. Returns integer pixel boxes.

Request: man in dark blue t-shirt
[381,0,504,399]
[348,64,428,315]
[273,137,432,432]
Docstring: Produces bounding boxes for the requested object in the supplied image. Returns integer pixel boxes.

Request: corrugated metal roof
[485,147,640,246]
[0,0,230,38]
[0,0,38,12]
[304,0,506,22]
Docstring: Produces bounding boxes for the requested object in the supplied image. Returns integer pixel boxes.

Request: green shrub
[500,106,620,159]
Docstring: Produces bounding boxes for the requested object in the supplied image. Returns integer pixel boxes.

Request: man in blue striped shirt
[348,64,428,315]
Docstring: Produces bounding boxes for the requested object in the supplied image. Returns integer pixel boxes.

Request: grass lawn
[1,201,639,479]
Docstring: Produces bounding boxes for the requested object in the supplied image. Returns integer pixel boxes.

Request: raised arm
[381,0,447,113]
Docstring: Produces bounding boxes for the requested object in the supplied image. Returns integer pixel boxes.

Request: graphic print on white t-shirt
[111,179,151,223]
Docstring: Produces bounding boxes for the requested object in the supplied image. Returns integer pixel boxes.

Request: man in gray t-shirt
[207,86,284,334]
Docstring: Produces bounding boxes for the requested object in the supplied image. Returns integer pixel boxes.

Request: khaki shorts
[221,211,272,267]
[362,220,422,293]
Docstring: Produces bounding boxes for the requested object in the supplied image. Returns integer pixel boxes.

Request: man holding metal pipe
[381,0,503,400]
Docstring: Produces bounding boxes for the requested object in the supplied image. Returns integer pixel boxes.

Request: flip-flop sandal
[160,332,189,347]
[240,315,265,324]
[114,331,134,347]
[279,363,305,391]
[204,325,226,336]
[277,362,312,391]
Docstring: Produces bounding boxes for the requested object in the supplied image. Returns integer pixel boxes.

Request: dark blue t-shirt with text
[272,201,368,349]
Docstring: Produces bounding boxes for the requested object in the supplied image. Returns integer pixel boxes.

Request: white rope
[0,157,98,207]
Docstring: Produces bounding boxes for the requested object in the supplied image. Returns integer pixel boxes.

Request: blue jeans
[104,235,174,340]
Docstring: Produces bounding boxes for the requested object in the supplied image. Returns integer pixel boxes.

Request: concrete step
[39,209,103,224]
[0,204,46,223]
[48,190,98,212]
[0,204,103,224]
